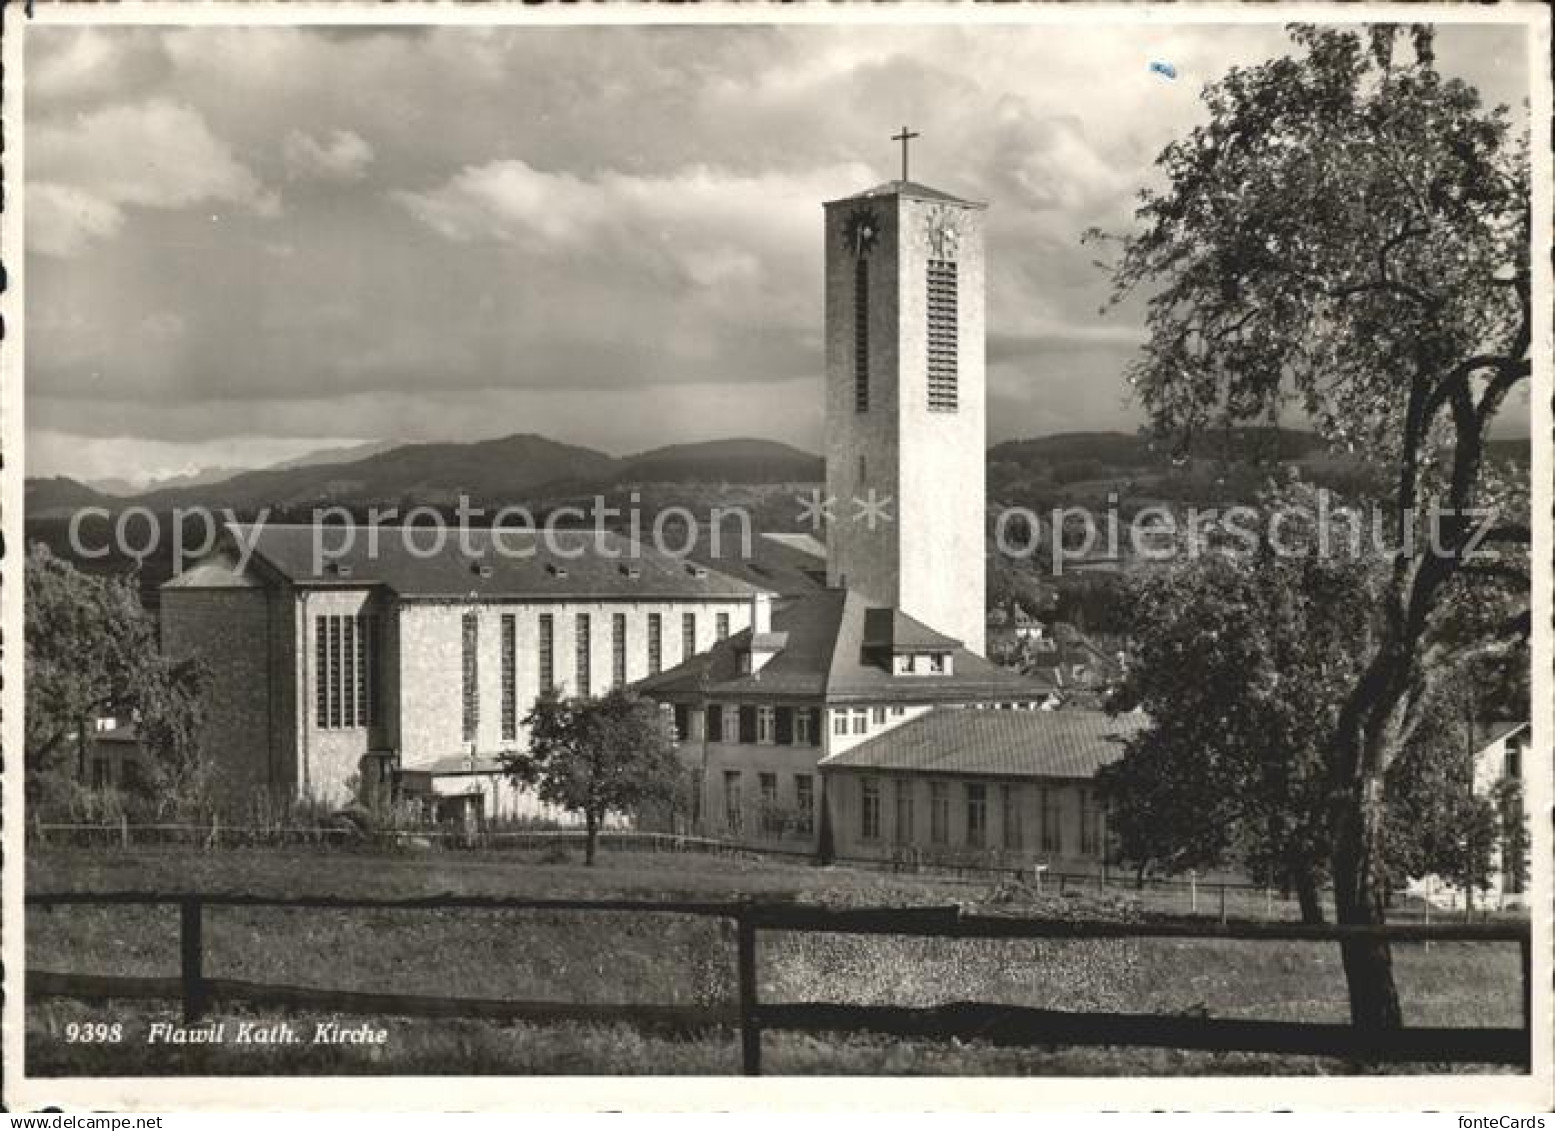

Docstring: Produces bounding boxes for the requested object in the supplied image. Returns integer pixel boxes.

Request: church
[160,154,1138,867]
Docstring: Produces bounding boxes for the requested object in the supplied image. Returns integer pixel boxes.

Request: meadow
[25,845,1524,1076]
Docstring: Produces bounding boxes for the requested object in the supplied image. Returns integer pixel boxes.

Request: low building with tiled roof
[820,708,1145,868]
[635,588,1060,856]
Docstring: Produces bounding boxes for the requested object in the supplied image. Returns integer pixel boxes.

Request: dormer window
[928,653,947,674]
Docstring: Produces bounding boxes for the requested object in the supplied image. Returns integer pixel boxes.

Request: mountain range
[25,429,1531,520]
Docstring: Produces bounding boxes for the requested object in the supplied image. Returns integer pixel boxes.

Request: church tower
[822,142,987,656]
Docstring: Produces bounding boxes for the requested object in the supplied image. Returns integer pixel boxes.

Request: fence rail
[25,891,1530,1073]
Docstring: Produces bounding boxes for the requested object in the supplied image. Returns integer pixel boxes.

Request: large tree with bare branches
[1092,24,1530,1029]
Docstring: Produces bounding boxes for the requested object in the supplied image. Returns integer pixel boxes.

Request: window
[575,613,591,693]
[930,782,950,844]
[612,612,627,687]
[682,612,697,660]
[892,706,906,717]
[1001,784,1022,851]
[833,712,848,737]
[738,705,757,744]
[357,615,375,726]
[316,614,378,730]
[1080,789,1103,857]
[461,611,479,743]
[795,708,813,746]
[341,616,356,728]
[966,783,987,848]
[724,770,743,835]
[691,768,703,829]
[759,772,779,833]
[776,706,794,745]
[894,779,915,845]
[872,706,886,725]
[501,614,517,741]
[795,774,815,835]
[852,709,868,735]
[1040,787,1061,853]
[672,703,690,741]
[928,653,947,674]
[538,614,554,694]
[706,704,723,742]
[716,612,731,641]
[926,259,958,412]
[757,706,776,744]
[329,616,343,727]
[647,613,662,675]
[855,258,870,412]
[725,704,742,742]
[861,778,881,841]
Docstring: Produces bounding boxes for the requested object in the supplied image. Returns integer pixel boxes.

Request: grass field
[25,845,1525,1076]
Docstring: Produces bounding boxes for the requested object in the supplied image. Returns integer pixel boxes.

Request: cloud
[28,98,278,257]
[283,128,375,183]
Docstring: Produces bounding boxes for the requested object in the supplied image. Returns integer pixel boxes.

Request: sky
[24,19,1531,485]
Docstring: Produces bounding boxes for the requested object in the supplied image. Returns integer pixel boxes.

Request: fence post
[1520,935,1531,1041]
[179,897,206,1024]
[736,908,761,1076]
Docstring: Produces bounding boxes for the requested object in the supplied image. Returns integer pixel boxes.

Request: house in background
[86,718,144,792]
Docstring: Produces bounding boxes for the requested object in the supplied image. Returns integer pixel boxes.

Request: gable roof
[828,179,986,208]
[636,588,1054,706]
[182,524,767,602]
[821,708,1146,780]
[684,531,829,596]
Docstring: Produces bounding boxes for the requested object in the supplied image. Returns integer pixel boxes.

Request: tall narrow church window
[575,613,591,693]
[500,614,517,741]
[341,617,356,729]
[461,611,479,743]
[926,259,958,411]
[854,259,870,412]
[647,613,663,675]
[612,613,627,687]
[328,617,343,728]
[538,613,554,694]
[356,614,375,727]
[315,620,329,727]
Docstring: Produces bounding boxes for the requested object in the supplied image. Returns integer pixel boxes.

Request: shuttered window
[855,259,870,412]
[927,259,958,412]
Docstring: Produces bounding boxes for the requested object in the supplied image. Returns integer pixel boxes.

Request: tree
[1100,518,1373,924]
[1092,24,1530,1029]
[24,543,207,814]
[501,687,683,866]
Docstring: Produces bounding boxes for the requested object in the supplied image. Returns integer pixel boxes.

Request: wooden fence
[25,891,1530,1073]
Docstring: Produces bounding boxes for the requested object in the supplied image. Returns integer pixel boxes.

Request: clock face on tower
[844,206,880,258]
[925,206,960,260]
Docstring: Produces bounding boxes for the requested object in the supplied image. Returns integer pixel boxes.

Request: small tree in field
[501,688,681,866]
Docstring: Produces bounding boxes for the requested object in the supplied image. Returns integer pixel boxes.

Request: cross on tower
[892,126,920,182]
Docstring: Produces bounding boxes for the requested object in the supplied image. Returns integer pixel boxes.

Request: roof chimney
[751,592,772,636]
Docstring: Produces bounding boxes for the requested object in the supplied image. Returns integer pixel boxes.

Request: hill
[613,438,822,485]
[25,476,115,519]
